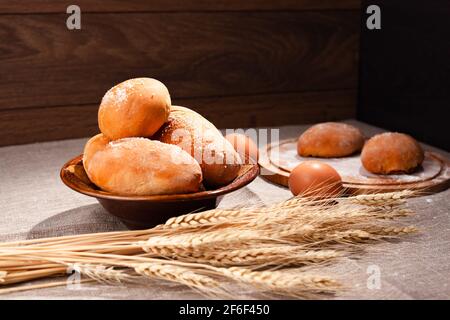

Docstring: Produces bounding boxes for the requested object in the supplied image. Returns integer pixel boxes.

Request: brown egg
[288,161,343,197]
[225,133,259,164]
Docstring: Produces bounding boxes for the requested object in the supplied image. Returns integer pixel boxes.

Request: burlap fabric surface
[0,121,449,299]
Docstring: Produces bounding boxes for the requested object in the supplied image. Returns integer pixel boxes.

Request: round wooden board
[258,138,450,195]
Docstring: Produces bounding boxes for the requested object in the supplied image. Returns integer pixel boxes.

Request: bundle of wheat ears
[0,190,418,298]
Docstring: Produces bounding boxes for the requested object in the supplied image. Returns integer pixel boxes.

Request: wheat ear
[366,226,418,236]
[160,191,413,230]
[160,201,307,230]
[196,248,339,267]
[155,247,340,267]
[161,209,247,229]
[307,226,417,245]
[351,190,414,206]
[69,263,137,284]
[134,263,219,290]
[140,229,261,256]
[218,267,339,296]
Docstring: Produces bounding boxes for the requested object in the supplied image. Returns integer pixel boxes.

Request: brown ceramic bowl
[60,155,259,229]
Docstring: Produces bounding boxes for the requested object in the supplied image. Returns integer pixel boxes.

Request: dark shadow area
[358,0,450,150]
[27,204,127,240]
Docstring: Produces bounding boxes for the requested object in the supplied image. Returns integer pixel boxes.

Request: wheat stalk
[0,279,95,295]
[0,229,157,248]
[1,267,66,285]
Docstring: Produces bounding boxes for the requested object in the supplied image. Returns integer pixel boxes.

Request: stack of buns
[83,78,242,196]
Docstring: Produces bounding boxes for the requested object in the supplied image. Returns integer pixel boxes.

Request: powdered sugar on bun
[98,78,171,140]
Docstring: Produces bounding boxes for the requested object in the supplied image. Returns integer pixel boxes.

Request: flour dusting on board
[274,141,441,185]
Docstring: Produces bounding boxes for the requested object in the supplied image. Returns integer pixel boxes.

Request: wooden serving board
[259,138,450,194]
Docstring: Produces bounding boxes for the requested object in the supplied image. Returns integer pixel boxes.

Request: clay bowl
[60,155,259,229]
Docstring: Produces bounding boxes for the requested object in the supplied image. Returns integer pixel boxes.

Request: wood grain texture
[184,90,356,128]
[0,0,361,14]
[0,90,356,146]
[0,11,360,110]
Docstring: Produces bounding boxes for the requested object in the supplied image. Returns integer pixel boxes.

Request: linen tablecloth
[0,120,449,299]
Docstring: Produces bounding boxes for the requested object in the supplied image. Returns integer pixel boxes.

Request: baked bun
[83,137,202,195]
[361,132,424,174]
[297,122,364,158]
[98,78,171,140]
[154,106,242,187]
[83,133,110,171]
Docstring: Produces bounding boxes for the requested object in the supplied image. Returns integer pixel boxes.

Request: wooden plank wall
[0,1,361,146]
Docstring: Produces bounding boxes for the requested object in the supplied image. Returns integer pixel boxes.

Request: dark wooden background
[0,1,361,146]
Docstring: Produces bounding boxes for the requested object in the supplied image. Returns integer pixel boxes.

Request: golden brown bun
[361,132,424,174]
[98,78,171,140]
[154,106,242,187]
[82,133,110,171]
[297,122,364,158]
[83,137,203,195]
